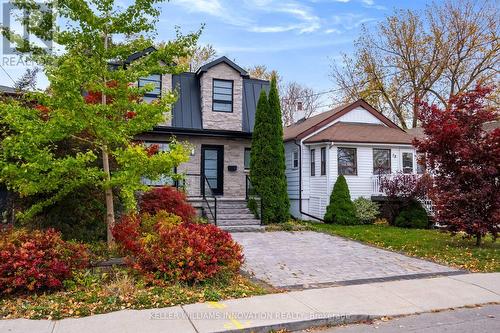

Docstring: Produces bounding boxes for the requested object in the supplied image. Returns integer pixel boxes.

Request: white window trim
[292,149,299,170]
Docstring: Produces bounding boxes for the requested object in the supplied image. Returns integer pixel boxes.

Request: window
[292,149,299,169]
[244,148,251,170]
[212,79,233,112]
[402,152,414,174]
[142,142,175,186]
[373,148,391,175]
[320,147,326,176]
[138,74,161,101]
[417,154,426,174]
[338,147,357,175]
[310,149,316,176]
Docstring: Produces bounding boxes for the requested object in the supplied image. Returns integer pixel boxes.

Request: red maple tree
[414,86,499,246]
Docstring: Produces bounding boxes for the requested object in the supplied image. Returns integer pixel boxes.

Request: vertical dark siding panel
[170,73,201,129]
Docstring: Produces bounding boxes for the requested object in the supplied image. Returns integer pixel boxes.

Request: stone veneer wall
[159,73,172,126]
[200,63,243,131]
[174,135,251,198]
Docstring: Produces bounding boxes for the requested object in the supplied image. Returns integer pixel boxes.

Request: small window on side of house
[292,149,299,169]
[338,147,357,176]
[310,149,316,176]
[244,148,251,170]
[212,79,233,112]
[320,147,326,176]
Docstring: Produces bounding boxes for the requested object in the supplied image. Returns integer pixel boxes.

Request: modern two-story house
[136,56,269,231]
[283,99,425,221]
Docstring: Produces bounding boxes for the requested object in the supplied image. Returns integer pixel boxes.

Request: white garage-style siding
[336,107,384,124]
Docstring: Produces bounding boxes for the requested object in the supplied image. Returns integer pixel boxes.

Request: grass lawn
[0,268,273,320]
[304,222,499,272]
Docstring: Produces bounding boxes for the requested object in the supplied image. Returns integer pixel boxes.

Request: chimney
[293,101,305,123]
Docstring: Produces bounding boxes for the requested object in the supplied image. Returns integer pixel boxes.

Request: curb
[218,314,377,333]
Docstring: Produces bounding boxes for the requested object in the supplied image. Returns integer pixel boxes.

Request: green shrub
[247,198,260,218]
[324,175,358,225]
[353,197,379,224]
[250,79,289,224]
[394,200,429,229]
[29,185,106,242]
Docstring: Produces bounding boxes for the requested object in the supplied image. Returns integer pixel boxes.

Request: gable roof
[125,46,157,63]
[407,120,500,140]
[0,85,17,95]
[196,56,249,78]
[283,99,401,142]
[304,122,414,145]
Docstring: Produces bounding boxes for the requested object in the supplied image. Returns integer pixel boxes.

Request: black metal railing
[202,175,217,225]
[175,173,217,225]
[245,175,263,225]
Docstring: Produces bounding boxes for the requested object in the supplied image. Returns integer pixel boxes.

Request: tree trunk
[475,233,482,247]
[102,147,115,245]
[102,32,115,245]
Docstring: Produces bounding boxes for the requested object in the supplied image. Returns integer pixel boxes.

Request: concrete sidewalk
[1,273,499,333]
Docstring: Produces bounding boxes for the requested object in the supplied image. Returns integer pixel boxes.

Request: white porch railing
[371,174,435,216]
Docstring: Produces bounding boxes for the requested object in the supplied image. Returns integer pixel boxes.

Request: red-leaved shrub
[113,213,243,283]
[0,228,89,294]
[140,186,196,222]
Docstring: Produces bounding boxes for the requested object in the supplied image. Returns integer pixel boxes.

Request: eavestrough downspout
[293,140,325,222]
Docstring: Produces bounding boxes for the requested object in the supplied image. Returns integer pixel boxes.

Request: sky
[0,0,428,105]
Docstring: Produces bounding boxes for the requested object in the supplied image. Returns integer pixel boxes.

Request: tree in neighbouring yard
[0,0,198,244]
[414,86,500,246]
[324,175,358,225]
[250,77,290,223]
[331,0,499,128]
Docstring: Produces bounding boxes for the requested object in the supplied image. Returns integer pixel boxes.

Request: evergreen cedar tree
[414,85,499,246]
[250,77,290,223]
[394,200,429,229]
[324,175,358,224]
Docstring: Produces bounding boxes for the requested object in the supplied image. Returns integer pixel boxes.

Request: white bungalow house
[283,99,424,221]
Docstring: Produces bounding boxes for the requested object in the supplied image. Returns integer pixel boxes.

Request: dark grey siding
[242,79,270,132]
[171,73,202,129]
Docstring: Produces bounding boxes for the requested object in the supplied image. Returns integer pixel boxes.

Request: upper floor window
[320,147,326,176]
[244,148,251,170]
[292,149,299,169]
[402,152,414,174]
[138,74,161,100]
[338,147,357,176]
[310,149,316,176]
[213,79,233,112]
[373,148,391,175]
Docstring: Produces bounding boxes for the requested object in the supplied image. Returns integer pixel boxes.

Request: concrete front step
[217,213,258,220]
[216,219,261,226]
[216,208,253,214]
[220,225,265,232]
[216,201,249,208]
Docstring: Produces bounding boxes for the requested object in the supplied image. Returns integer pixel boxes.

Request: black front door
[201,145,224,195]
